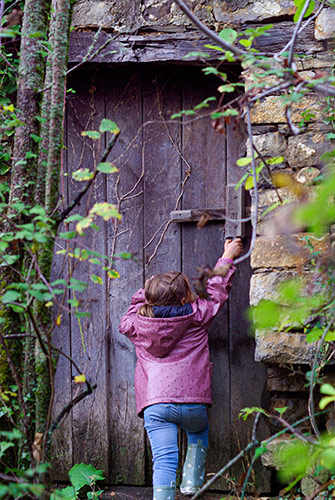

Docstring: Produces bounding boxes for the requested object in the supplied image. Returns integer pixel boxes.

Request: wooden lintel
[68,22,322,66]
[170,208,226,223]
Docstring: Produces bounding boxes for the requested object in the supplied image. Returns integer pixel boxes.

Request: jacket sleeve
[193,257,236,326]
[119,288,145,338]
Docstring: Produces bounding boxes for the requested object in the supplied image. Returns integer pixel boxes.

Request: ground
[101,486,270,499]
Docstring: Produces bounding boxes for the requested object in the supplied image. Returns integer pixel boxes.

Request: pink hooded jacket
[119,257,236,416]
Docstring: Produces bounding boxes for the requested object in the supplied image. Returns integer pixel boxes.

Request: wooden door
[53,64,269,491]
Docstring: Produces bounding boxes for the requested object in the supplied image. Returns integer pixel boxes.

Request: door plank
[105,66,146,485]
[66,70,109,474]
[181,67,230,489]
[142,66,182,277]
[227,116,270,491]
[142,66,183,481]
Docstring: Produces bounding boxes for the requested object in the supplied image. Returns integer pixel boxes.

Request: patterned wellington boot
[180,443,208,496]
[153,486,175,500]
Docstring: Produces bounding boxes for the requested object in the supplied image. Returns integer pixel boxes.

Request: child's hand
[222,238,243,260]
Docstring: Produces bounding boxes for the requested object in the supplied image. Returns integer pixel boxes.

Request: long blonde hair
[138,271,195,318]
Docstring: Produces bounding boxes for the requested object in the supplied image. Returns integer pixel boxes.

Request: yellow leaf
[272,172,306,198]
[56,314,62,326]
[45,301,53,307]
[3,104,14,112]
[74,374,86,384]
[245,175,254,190]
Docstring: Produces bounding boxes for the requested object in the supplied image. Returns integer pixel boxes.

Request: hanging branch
[174,0,335,99]
[233,106,258,265]
[56,132,120,226]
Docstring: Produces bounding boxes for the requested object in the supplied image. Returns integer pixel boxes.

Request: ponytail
[138,304,155,318]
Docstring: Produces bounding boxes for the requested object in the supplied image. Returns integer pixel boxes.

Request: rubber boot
[153,485,175,500]
[180,442,208,496]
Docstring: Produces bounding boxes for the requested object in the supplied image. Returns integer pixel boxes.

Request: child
[119,238,243,500]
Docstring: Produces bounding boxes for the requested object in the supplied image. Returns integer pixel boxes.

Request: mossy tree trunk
[1,0,73,470]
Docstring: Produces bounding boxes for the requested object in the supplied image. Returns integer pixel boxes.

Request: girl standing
[119,238,243,500]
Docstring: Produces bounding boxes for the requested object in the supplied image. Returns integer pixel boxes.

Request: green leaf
[254,445,267,459]
[245,176,254,190]
[97,162,118,174]
[81,131,101,140]
[1,290,21,304]
[59,231,77,240]
[236,157,252,167]
[319,396,335,410]
[0,485,8,499]
[69,279,88,293]
[239,38,252,48]
[294,0,315,22]
[116,251,132,260]
[275,406,288,415]
[30,133,42,143]
[219,28,238,44]
[320,383,335,396]
[68,463,105,493]
[74,312,91,318]
[99,118,120,134]
[218,84,236,93]
[72,168,94,181]
[91,274,103,285]
[64,214,84,223]
[305,327,323,343]
[51,485,76,500]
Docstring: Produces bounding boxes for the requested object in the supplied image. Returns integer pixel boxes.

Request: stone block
[295,167,320,184]
[267,366,308,392]
[286,133,330,169]
[315,8,335,41]
[250,269,302,306]
[72,0,142,30]
[246,132,287,158]
[269,396,309,431]
[213,0,296,24]
[261,436,291,469]
[250,96,321,124]
[255,331,320,364]
[250,234,329,269]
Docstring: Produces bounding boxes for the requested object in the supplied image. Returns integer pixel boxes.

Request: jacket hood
[133,308,196,357]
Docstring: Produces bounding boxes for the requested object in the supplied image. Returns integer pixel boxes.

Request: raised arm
[194,238,243,325]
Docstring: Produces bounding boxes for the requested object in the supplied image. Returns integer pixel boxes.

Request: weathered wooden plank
[181,67,229,489]
[68,31,224,65]
[105,66,146,485]
[66,70,109,474]
[68,22,323,66]
[227,115,271,491]
[142,66,183,480]
[142,66,182,277]
[225,186,245,238]
[170,208,226,223]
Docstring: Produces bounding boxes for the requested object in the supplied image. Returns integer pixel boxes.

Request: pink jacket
[119,257,236,416]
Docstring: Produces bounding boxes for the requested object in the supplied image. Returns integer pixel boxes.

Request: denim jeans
[143,403,209,486]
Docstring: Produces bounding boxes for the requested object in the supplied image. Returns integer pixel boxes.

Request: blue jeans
[143,403,209,487]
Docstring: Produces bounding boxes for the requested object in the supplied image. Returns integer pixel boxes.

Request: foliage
[51,463,105,500]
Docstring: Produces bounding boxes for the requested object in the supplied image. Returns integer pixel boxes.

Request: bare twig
[56,132,120,225]
[233,106,258,265]
[287,0,313,68]
[174,0,244,57]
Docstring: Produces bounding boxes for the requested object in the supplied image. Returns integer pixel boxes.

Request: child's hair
[138,271,196,318]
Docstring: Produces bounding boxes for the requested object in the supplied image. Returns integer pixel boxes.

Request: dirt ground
[101,486,269,500]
